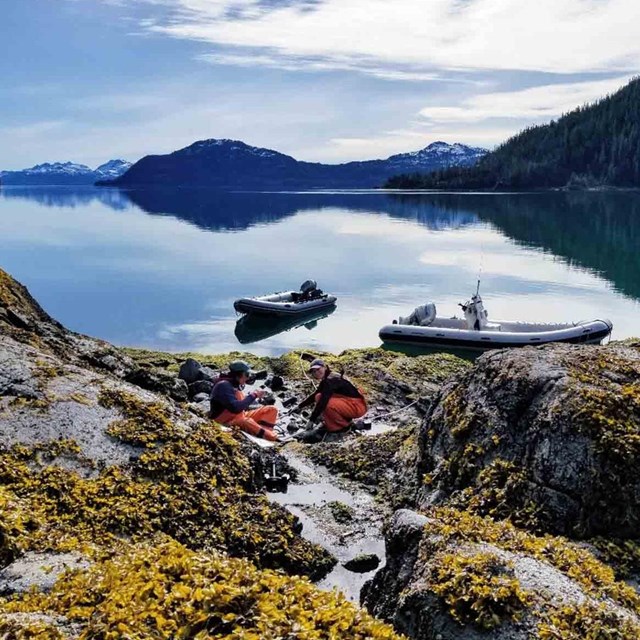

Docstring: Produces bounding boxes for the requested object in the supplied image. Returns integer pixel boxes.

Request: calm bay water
[1,186,639,355]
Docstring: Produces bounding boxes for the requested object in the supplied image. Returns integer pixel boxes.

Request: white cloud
[139,0,640,76]
[321,125,511,159]
[312,75,634,159]
[419,76,633,123]
[198,51,441,82]
[0,120,67,139]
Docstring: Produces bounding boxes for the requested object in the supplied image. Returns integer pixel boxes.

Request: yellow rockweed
[0,538,405,640]
[429,551,531,629]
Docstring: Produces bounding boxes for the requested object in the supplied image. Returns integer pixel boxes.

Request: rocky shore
[1,266,639,639]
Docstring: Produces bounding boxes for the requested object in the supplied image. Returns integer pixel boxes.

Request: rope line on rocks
[364,398,421,421]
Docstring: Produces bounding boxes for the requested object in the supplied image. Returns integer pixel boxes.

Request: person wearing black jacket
[294,358,366,440]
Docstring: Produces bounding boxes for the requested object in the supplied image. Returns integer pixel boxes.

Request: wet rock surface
[267,447,388,602]
[344,553,381,573]
[0,552,89,595]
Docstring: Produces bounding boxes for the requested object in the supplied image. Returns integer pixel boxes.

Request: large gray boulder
[178,358,203,384]
[363,508,640,640]
[125,366,189,402]
[417,343,640,538]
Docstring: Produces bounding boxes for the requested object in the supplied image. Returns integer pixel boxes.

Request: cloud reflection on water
[0,187,637,354]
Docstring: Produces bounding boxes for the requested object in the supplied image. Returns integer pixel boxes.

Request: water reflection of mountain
[122,188,478,232]
[391,192,640,301]
[6,186,638,301]
[0,186,131,210]
[2,185,478,231]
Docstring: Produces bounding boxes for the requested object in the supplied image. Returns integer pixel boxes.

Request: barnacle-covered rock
[0,551,89,596]
[418,343,640,540]
[363,508,640,640]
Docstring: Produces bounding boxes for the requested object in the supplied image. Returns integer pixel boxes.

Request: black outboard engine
[299,279,322,300]
[300,279,317,295]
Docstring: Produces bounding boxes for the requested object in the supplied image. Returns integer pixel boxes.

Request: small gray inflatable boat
[234,280,337,317]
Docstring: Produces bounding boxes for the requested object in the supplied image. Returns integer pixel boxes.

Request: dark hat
[308,358,326,372]
[229,360,253,375]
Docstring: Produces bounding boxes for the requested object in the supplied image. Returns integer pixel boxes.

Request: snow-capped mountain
[0,141,486,188]
[0,159,132,185]
[95,159,133,179]
[106,139,487,189]
[19,162,95,176]
[183,139,281,159]
[387,141,487,168]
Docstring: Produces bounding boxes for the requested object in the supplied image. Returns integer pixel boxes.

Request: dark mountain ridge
[99,139,486,188]
[386,77,640,190]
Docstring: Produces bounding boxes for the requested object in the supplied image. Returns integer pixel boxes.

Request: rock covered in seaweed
[2,269,409,638]
[417,343,640,539]
[1,538,403,639]
[363,508,640,640]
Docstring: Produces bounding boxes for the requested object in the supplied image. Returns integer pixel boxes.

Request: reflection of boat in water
[233,280,337,316]
[379,287,613,351]
[235,305,336,344]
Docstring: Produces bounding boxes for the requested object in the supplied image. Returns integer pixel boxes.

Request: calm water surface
[1,186,639,355]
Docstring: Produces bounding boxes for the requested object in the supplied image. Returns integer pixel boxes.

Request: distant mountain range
[99,140,486,189]
[0,159,132,185]
[386,77,640,190]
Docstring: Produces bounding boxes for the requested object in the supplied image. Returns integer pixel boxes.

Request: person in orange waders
[293,358,367,443]
[209,360,279,442]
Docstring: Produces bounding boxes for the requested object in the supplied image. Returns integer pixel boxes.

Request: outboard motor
[460,294,489,330]
[297,279,321,301]
[299,280,317,295]
[399,302,437,326]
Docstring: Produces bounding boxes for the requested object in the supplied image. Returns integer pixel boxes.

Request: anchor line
[364,398,421,421]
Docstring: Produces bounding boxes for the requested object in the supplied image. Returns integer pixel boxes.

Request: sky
[2,0,639,169]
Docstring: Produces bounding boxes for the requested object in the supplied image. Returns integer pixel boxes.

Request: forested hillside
[387,77,640,189]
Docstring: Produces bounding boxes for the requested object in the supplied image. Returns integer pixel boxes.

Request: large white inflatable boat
[379,289,613,350]
[234,280,337,317]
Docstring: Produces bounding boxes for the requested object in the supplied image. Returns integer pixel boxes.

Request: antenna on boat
[476,241,484,297]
